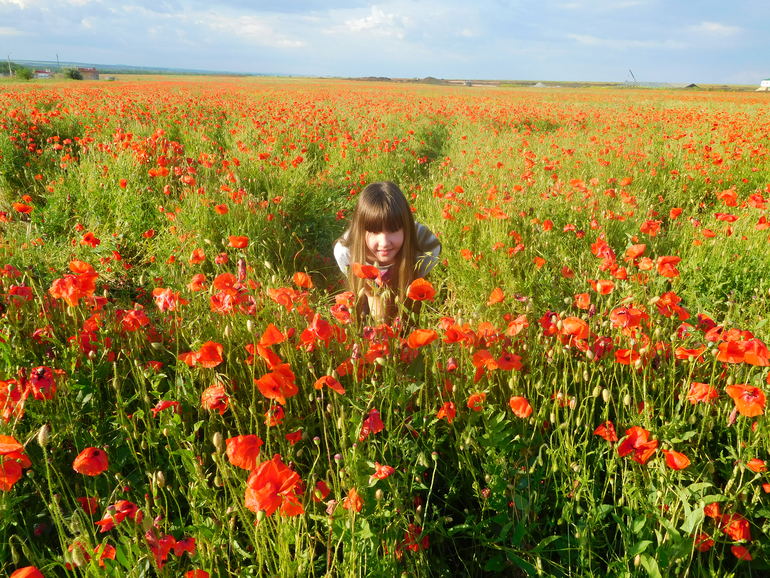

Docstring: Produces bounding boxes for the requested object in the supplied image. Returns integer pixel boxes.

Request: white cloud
[342,6,410,38]
[203,13,306,48]
[687,21,741,37]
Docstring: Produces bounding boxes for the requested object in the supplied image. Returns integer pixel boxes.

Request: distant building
[78,67,99,80]
[34,69,53,79]
[757,79,770,91]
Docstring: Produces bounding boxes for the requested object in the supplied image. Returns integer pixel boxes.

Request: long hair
[339,182,417,311]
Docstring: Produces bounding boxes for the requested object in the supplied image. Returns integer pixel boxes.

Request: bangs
[358,197,406,233]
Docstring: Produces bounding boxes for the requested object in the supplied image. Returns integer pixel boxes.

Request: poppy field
[1,76,769,577]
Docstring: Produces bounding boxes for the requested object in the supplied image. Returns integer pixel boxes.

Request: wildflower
[228,235,249,249]
[509,396,533,418]
[201,382,229,415]
[406,328,438,348]
[726,384,765,417]
[255,364,298,405]
[746,458,766,473]
[693,533,714,552]
[226,435,263,471]
[662,449,691,470]
[342,487,363,512]
[731,545,752,560]
[359,408,385,441]
[244,454,304,517]
[436,402,456,423]
[151,400,180,417]
[292,271,313,289]
[467,392,486,412]
[593,421,618,442]
[720,513,751,542]
[314,375,346,395]
[687,382,718,404]
[617,426,658,464]
[313,480,331,502]
[73,447,109,476]
[371,462,396,481]
[407,278,436,301]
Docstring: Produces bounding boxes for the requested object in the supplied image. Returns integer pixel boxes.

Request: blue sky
[2,0,768,84]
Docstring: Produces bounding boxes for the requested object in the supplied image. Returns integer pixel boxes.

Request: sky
[1,0,769,84]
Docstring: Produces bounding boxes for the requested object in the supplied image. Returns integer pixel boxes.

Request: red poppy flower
[746,458,766,473]
[731,545,752,561]
[720,513,751,542]
[617,426,658,464]
[196,341,224,368]
[693,533,714,552]
[726,384,765,417]
[313,480,331,502]
[561,316,589,340]
[406,329,438,348]
[244,454,304,517]
[201,383,229,415]
[436,402,456,423]
[342,487,363,512]
[371,462,396,480]
[407,278,436,301]
[508,396,533,418]
[314,375,346,395]
[467,392,486,412]
[292,272,313,289]
[351,263,381,280]
[189,248,206,265]
[77,496,100,515]
[359,408,384,441]
[259,323,286,347]
[73,447,109,476]
[593,421,618,442]
[0,458,23,492]
[486,286,504,305]
[255,364,298,405]
[226,435,263,470]
[687,382,718,404]
[662,449,690,470]
[228,235,249,249]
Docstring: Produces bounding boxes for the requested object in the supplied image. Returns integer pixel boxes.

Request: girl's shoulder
[414,222,441,276]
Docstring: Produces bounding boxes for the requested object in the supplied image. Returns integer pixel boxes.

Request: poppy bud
[212,432,224,453]
[375,489,384,501]
[602,389,611,403]
[37,423,51,447]
[623,394,631,406]
[247,319,254,333]
[154,471,166,488]
[592,385,602,397]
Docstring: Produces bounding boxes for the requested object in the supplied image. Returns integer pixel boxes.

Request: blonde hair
[339,182,417,313]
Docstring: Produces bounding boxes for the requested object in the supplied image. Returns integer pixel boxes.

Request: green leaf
[640,553,662,578]
[629,540,652,556]
[680,508,704,534]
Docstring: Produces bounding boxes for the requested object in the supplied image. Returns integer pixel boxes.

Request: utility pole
[56,53,61,71]
[7,55,12,77]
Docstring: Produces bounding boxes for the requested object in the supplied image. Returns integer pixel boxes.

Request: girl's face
[365,229,404,266]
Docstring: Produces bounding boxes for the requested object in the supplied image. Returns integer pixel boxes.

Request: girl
[334,181,441,323]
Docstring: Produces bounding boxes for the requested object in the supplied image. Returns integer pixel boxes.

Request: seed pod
[37,423,51,447]
[212,432,225,453]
